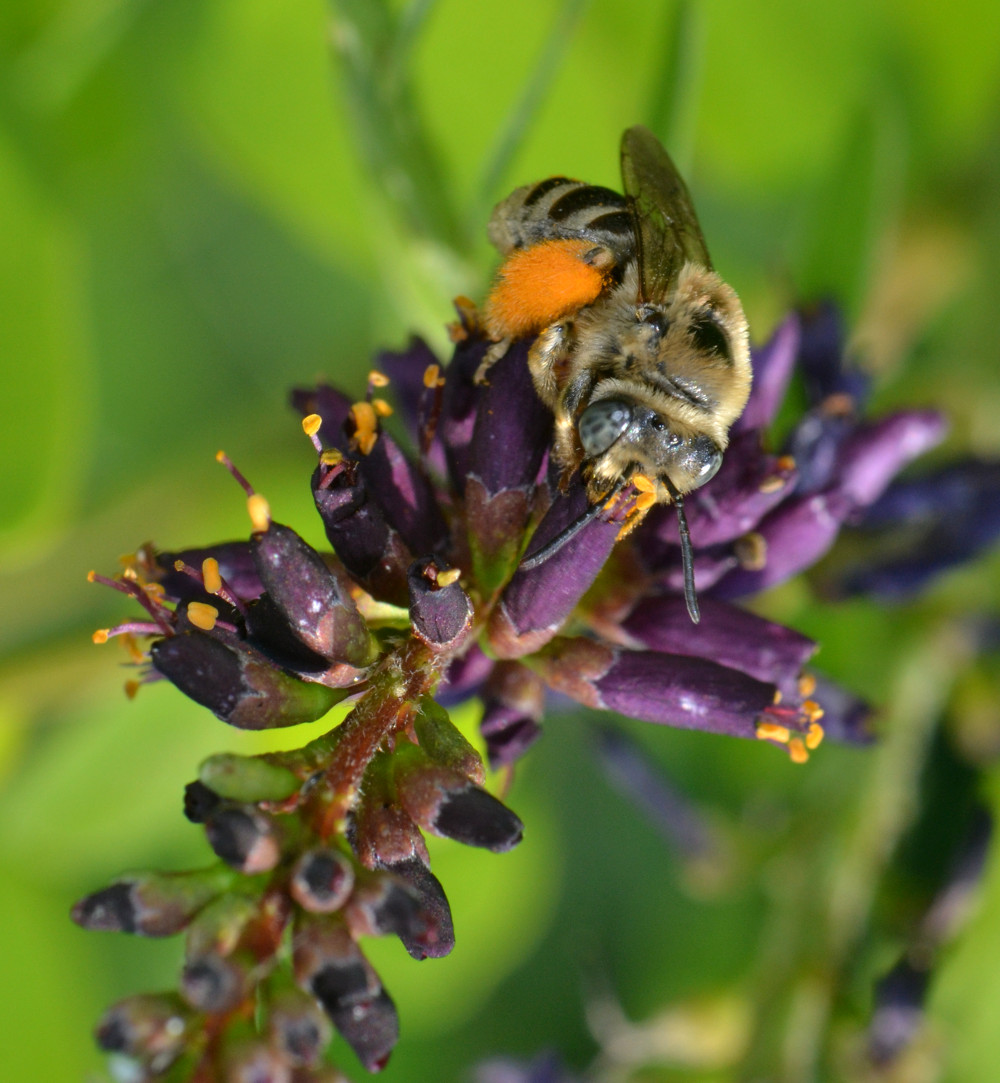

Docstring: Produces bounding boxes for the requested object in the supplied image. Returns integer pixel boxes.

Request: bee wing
[620,125,712,302]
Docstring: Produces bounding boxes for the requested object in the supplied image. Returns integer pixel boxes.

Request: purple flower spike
[88,286,979,1076]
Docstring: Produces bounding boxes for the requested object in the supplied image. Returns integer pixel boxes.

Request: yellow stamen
[735,532,767,571]
[86,570,97,583]
[634,491,656,511]
[368,370,390,388]
[145,582,165,601]
[436,567,461,587]
[787,738,809,764]
[798,673,817,698]
[756,721,791,744]
[124,680,141,700]
[350,402,378,455]
[187,602,219,631]
[173,559,185,572]
[632,473,655,493]
[302,413,323,437]
[423,363,441,388]
[92,629,110,645]
[202,558,222,594]
[805,722,825,750]
[758,474,786,494]
[247,493,271,533]
[802,699,825,724]
[773,688,783,704]
[372,398,393,418]
[215,449,228,464]
[776,455,796,471]
[320,448,343,466]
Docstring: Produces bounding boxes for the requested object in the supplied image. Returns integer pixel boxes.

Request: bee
[480,125,751,622]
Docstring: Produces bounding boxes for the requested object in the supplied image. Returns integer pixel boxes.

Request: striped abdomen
[487,178,636,265]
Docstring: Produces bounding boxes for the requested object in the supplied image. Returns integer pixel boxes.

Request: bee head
[577,398,722,497]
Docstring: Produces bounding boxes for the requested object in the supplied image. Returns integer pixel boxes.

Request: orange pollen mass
[484,238,610,340]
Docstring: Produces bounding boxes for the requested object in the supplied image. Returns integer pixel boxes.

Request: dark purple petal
[376,857,454,960]
[359,429,450,556]
[868,957,928,1066]
[618,595,816,700]
[807,674,873,744]
[377,336,440,438]
[156,541,263,602]
[151,632,346,729]
[251,522,375,666]
[786,408,857,495]
[291,384,353,452]
[710,490,854,599]
[312,459,412,605]
[438,645,495,706]
[533,637,776,739]
[479,661,546,768]
[488,480,619,658]
[797,300,870,407]
[832,410,948,512]
[440,334,490,493]
[858,458,1000,529]
[407,559,473,651]
[734,314,800,433]
[328,987,399,1072]
[467,340,552,497]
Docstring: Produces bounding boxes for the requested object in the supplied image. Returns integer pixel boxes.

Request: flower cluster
[77,300,946,1080]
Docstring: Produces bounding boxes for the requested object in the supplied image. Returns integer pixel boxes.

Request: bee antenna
[663,476,700,624]
[520,479,627,571]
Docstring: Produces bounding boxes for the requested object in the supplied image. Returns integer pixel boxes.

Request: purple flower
[81,299,952,1078]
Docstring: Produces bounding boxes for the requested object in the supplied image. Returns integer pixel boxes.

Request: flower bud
[377,857,454,960]
[394,745,523,852]
[289,848,355,913]
[479,662,545,768]
[250,522,376,667]
[412,696,485,783]
[343,871,426,948]
[198,752,300,804]
[218,1025,292,1083]
[95,993,191,1070]
[267,986,333,1068]
[407,559,473,652]
[327,987,399,1073]
[204,804,284,873]
[72,866,234,937]
[292,914,381,1015]
[151,632,346,729]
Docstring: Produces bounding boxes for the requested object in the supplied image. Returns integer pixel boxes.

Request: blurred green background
[3,1,1000,1080]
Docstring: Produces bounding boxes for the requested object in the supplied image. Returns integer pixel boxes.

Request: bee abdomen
[488,179,635,262]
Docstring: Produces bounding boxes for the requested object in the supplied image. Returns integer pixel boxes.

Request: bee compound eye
[578,399,633,458]
[686,434,724,486]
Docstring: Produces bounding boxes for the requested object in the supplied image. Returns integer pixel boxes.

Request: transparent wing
[620,125,712,302]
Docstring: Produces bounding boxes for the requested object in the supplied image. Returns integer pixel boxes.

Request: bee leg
[474,337,512,385]
[527,321,574,407]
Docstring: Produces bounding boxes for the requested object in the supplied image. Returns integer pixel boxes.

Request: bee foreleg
[474,337,512,384]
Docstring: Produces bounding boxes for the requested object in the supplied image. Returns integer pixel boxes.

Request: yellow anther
[145,582,165,600]
[806,722,825,750]
[320,448,343,466]
[632,473,655,493]
[215,449,228,463]
[173,559,185,571]
[247,493,271,533]
[773,688,783,704]
[735,532,767,571]
[798,672,817,698]
[802,699,825,723]
[756,721,791,744]
[635,491,656,512]
[92,629,110,645]
[202,558,222,594]
[372,398,393,418]
[350,402,378,455]
[368,370,390,388]
[423,363,441,388]
[124,680,141,700]
[86,570,97,583]
[776,455,796,471]
[436,567,461,587]
[758,474,786,494]
[787,738,809,764]
[187,601,219,631]
[302,413,323,437]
